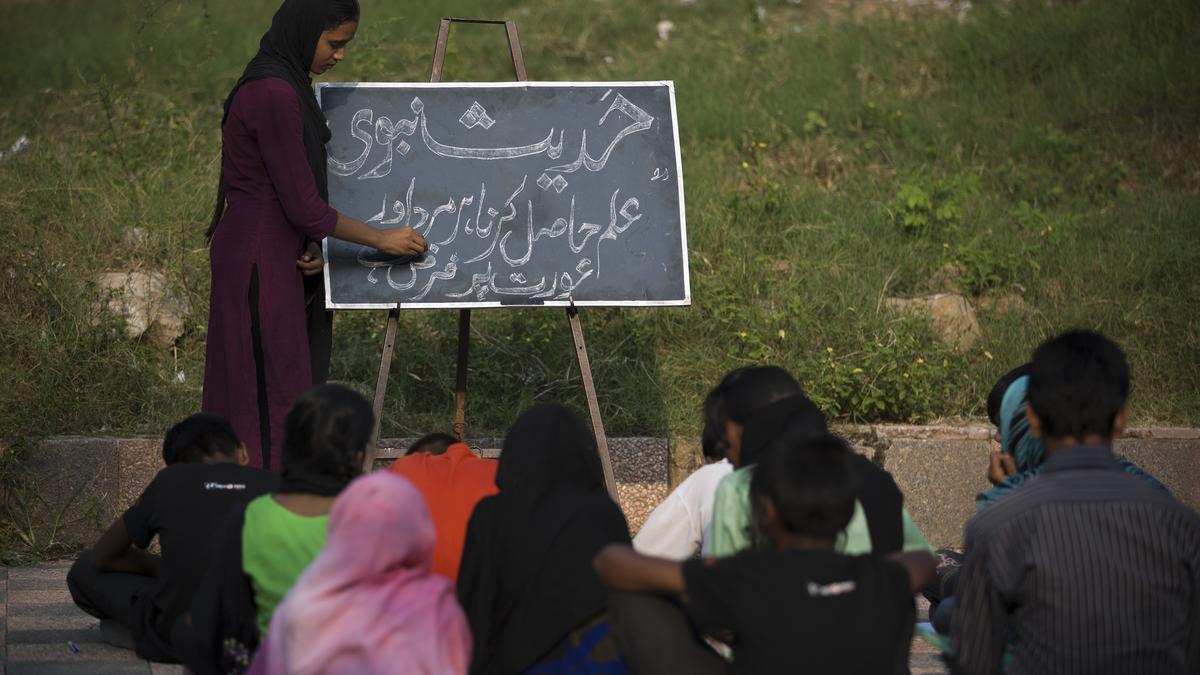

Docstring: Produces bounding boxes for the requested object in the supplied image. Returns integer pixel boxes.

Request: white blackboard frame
[316,80,690,310]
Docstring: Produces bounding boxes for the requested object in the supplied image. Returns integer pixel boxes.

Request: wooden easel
[365,18,620,504]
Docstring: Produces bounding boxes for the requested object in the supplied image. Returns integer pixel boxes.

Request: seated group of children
[67,329,1200,674]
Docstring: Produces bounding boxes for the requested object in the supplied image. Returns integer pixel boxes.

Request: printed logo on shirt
[807,580,856,597]
[204,482,248,491]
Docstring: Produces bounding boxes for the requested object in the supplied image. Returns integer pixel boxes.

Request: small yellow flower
[942,358,949,368]
[778,329,786,339]
[738,331,748,338]
[826,347,834,354]
[984,350,994,360]
[757,142,768,148]
[916,357,925,364]
[741,161,749,169]
[903,373,910,379]
[852,368,863,374]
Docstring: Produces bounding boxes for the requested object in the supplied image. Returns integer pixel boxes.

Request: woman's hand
[296,241,324,276]
[331,213,428,257]
[375,227,428,257]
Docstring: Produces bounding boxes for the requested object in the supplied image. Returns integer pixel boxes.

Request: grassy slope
[0,0,1197,441]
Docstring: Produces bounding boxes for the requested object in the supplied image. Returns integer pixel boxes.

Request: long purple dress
[202,77,337,470]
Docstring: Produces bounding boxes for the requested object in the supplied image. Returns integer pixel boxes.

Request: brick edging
[15,427,1200,449]
[836,425,1200,441]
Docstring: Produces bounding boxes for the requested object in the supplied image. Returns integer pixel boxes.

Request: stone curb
[5,429,1198,552]
[839,425,1200,441]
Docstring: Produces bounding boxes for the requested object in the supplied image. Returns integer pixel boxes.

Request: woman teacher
[203,0,426,469]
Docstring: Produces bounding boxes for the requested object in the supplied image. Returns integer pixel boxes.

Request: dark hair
[722,366,802,424]
[282,384,372,487]
[162,413,240,465]
[750,433,859,538]
[322,0,359,30]
[987,363,1032,427]
[406,432,459,456]
[700,367,750,461]
[1027,330,1130,439]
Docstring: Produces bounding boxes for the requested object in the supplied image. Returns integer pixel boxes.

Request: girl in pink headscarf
[249,471,471,675]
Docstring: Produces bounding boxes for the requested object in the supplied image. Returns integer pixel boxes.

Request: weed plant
[1,0,1197,446]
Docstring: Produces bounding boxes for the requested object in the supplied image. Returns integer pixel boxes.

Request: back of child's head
[405,432,459,456]
[987,363,1031,428]
[750,432,859,539]
[700,367,750,461]
[739,394,827,467]
[282,384,372,491]
[1028,330,1129,440]
[721,366,802,425]
[163,413,240,465]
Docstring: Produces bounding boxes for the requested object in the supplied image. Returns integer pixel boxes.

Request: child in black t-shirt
[595,433,936,675]
[66,413,279,663]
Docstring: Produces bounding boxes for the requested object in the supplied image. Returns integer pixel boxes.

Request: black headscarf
[457,404,630,675]
[739,393,827,467]
[210,0,349,383]
[209,0,337,239]
[747,396,905,554]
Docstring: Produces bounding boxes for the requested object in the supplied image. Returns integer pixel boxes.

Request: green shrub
[804,324,966,423]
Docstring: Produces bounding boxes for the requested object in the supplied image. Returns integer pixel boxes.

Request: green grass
[1,0,1198,444]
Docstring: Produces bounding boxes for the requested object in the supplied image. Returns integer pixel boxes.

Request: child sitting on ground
[951,331,1199,673]
[248,471,472,674]
[595,432,936,675]
[706,365,930,558]
[388,431,498,583]
[67,413,279,663]
[632,370,738,559]
[179,384,370,675]
[925,360,1169,636]
[457,404,630,675]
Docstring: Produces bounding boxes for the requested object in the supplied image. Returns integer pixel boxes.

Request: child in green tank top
[180,384,371,675]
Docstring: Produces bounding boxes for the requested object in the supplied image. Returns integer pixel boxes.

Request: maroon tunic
[202,77,337,470]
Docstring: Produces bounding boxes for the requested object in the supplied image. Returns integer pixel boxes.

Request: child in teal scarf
[975,374,1167,511]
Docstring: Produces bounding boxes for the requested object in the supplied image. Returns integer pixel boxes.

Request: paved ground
[910,597,949,674]
[1,562,947,674]
[0,563,182,675]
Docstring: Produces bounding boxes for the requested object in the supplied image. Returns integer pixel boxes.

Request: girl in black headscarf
[202,0,427,471]
[458,404,632,675]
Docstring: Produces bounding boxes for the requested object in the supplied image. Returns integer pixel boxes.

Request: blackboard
[317,82,689,309]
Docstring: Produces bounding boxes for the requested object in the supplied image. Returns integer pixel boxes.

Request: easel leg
[431,17,523,444]
[366,307,400,472]
[567,306,620,504]
[453,309,471,441]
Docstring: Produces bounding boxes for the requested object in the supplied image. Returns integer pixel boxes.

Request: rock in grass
[656,20,675,41]
[885,293,981,352]
[121,227,149,248]
[977,291,1032,316]
[94,271,189,350]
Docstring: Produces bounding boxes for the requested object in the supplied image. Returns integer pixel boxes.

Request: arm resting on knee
[92,518,161,577]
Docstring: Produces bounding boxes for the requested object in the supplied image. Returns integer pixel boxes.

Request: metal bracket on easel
[364,19,619,506]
